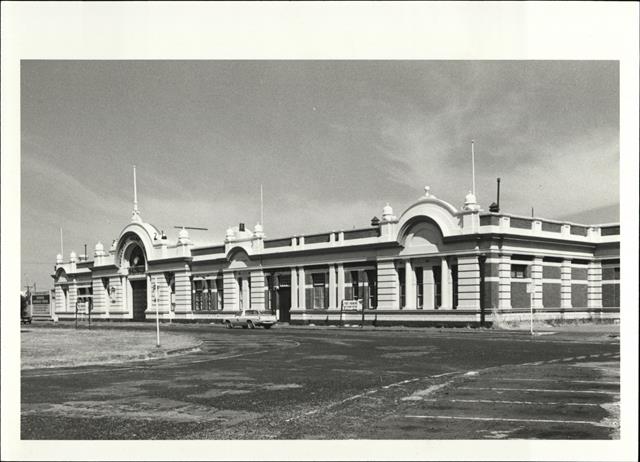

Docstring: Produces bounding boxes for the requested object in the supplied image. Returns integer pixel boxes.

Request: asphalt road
[21,324,619,440]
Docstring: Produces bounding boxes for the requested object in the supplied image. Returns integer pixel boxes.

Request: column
[242,276,251,309]
[54,285,65,313]
[174,267,193,314]
[156,273,170,315]
[376,260,399,310]
[328,264,337,309]
[440,257,452,309]
[250,270,266,311]
[337,264,345,308]
[423,265,435,309]
[457,256,481,309]
[297,266,306,309]
[498,254,512,309]
[404,260,416,309]
[531,257,543,308]
[68,282,78,313]
[290,267,298,309]
[92,277,107,316]
[223,270,238,311]
[560,259,572,308]
[587,261,603,308]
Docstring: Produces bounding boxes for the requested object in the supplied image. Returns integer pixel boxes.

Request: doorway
[131,280,147,321]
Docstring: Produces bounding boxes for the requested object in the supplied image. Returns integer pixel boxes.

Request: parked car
[223,309,277,329]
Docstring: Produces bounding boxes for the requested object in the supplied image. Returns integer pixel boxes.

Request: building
[51,184,620,326]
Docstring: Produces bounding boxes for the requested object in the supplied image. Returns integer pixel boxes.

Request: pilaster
[587,261,603,308]
[561,259,572,308]
[498,254,512,309]
[456,256,480,310]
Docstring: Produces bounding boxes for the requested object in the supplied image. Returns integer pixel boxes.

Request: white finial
[424,185,431,197]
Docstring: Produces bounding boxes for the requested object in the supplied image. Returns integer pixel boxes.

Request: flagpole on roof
[133,165,138,214]
[260,184,264,226]
[471,140,476,197]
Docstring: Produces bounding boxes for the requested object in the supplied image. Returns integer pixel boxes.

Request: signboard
[341,299,362,311]
[31,291,52,318]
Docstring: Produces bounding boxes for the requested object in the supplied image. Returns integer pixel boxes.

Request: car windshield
[245,310,259,315]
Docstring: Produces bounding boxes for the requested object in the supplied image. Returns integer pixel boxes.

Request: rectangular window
[192,279,204,311]
[398,267,406,308]
[366,269,377,310]
[511,264,527,279]
[312,273,327,309]
[433,266,442,308]
[452,265,458,309]
[415,267,424,309]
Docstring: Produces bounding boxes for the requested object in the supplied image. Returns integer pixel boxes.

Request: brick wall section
[602,284,620,307]
[571,267,588,280]
[543,283,561,307]
[511,281,530,308]
[543,266,561,279]
[484,281,499,309]
[571,284,588,307]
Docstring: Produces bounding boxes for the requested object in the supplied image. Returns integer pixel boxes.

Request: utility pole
[154,275,160,348]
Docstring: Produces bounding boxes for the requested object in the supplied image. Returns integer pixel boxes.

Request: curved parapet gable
[396,195,462,243]
[226,246,254,269]
[115,222,161,263]
[53,267,68,283]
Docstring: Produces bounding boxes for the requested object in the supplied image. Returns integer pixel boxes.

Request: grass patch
[21,327,200,369]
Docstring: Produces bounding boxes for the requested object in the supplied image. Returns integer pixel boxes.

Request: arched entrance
[118,235,148,321]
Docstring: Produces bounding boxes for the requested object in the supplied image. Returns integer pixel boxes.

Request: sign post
[154,276,160,348]
[526,283,534,336]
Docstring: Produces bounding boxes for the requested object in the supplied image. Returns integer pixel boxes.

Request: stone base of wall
[489,307,619,324]
[53,307,620,327]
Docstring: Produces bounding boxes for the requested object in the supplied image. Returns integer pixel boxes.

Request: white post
[528,282,534,336]
[154,275,160,347]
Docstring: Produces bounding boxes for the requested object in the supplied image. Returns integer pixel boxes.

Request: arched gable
[114,222,157,265]
[54,267,68,283]
[396,197,461,242]
[226,246,253,269]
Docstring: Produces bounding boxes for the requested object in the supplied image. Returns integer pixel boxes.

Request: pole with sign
[526,283,534,336]
[153,276,160,348]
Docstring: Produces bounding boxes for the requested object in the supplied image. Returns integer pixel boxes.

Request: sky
[20,60,619,290]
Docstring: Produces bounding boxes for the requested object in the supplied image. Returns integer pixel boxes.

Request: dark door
[131,280,147,321]
[277,287,291,322]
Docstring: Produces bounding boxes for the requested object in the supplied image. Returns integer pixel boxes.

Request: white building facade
[52,186,620,326]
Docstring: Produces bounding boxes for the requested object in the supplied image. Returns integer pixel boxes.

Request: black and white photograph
[2,2,638,461]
